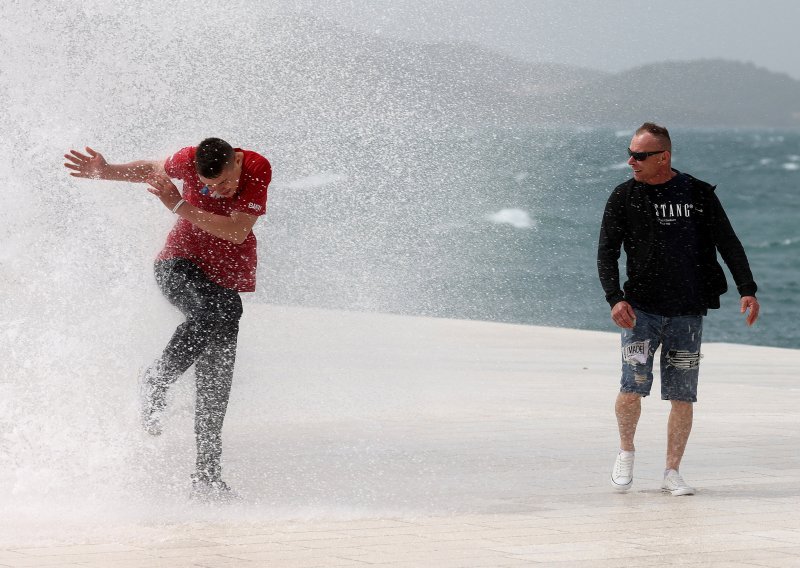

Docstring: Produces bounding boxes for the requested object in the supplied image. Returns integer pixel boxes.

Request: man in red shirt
[64,138,271,498]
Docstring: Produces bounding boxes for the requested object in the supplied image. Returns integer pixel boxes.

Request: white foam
[277,173,346,189]
[782,163,799,171]
[753,237,800,248]
[513,172,529,183]
[486,208,535,229]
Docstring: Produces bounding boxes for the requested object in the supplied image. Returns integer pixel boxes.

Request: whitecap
[514,172,529,183]
[487,208,535,229]
[782,163,799,171]
[615,130,633,138]
[754,237,800,248]
[278,173,346,189]
[759,158,773,165]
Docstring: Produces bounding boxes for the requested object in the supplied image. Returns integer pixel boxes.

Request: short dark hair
[196,138,234,178]
[635,122,672,151]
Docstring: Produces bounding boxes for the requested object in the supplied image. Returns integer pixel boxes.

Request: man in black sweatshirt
[597,122,760,496]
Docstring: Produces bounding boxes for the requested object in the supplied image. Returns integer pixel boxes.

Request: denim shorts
[620,309,703,402]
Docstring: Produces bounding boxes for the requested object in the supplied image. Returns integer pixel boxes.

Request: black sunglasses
[628,148,666,161]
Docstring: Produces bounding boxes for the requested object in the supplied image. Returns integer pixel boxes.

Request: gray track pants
[153,258,243,482]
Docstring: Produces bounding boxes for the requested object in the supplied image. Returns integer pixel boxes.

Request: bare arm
[179,207,259,245]
[64,147,164,182]
[146,173,258,244]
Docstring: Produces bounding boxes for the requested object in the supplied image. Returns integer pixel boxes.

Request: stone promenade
[2,306,798,567]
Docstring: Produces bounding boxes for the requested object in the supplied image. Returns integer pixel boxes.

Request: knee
[670,400,694,411]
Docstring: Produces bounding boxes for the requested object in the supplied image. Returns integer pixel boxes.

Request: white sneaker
[611,451,634,491]
[190,474,240,502]
[662,469,695,496]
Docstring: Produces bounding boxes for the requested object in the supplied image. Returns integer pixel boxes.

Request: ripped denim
[619,308,703,402]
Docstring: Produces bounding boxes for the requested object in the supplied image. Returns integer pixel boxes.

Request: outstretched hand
[740,296,760,326]
[64,147,108,179]
[145,173,182,211]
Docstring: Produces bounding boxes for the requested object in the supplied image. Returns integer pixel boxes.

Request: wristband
[171,199,186,214]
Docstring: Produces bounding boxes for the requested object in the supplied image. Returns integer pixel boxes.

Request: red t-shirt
[157,147,271,292]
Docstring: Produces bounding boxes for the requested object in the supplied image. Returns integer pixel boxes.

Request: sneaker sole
[190,489,241,502]
[611,478,632,491]
[662,487,695,496]
[143,420,162,436]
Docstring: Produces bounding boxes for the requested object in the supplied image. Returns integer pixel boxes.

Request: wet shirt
[156,147,271,292]
[627,173,706,316]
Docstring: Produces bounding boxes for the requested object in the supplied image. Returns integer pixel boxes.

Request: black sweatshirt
[597,171,758,314]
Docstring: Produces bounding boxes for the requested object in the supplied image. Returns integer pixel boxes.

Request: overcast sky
[293,0,800,80]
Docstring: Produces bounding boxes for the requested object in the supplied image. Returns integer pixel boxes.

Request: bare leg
[616,392,642,451]
[666,400,693,470]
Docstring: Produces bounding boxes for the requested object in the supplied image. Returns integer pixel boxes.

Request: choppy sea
[257,127,800,349]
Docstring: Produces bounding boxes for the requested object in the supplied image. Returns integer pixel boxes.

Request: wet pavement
[2,306,799,567]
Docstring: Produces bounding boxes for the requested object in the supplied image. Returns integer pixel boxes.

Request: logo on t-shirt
[653,202,693,226]
[247,202,263,212]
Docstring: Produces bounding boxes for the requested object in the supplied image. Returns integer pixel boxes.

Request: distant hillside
[32,9,800,140]
[251,16,800,130]
[552,59,800,128]
[239,13,606,131]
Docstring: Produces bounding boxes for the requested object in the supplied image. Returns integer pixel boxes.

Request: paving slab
[2,306,799,567]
